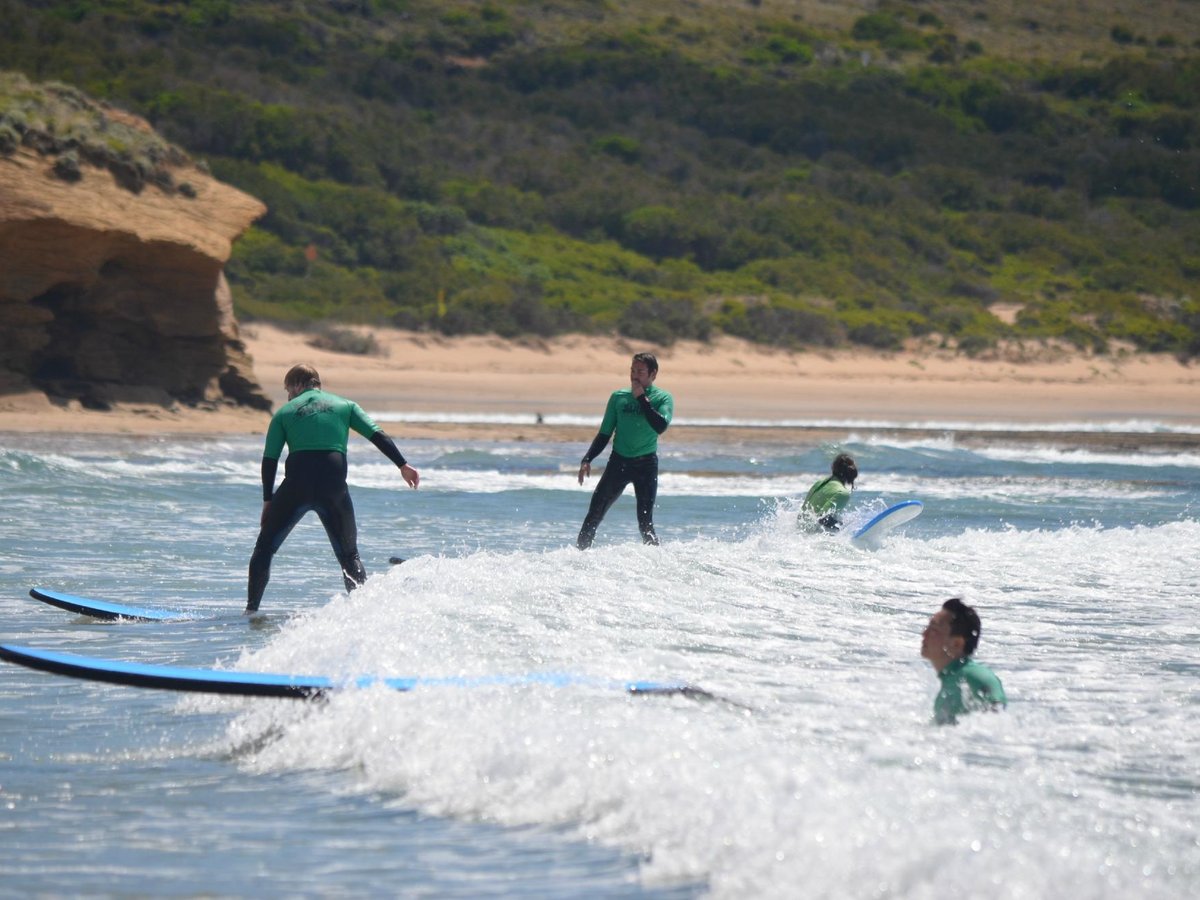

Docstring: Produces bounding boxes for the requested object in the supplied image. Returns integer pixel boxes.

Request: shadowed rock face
[0,143,271,411]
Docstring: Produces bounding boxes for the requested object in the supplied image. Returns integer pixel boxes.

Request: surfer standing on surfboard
[246,364,420,613]
[575,352,674,549]
[800,453,857,531]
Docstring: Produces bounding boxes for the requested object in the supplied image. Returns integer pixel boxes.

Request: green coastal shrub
[4,7,1195,356]
[618,297,710,345]
[716,301,843,348]
[51,149,81,180]
[839,305,924,349]
[0,122,18,154]
[851,14,923,52]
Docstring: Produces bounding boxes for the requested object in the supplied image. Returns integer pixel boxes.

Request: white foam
[203,520,1200,898]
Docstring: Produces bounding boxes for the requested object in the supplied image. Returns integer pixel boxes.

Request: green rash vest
[599,385,674,458]
[263,389,381,460]
[802,476,851,517]
[933,657,1007,725]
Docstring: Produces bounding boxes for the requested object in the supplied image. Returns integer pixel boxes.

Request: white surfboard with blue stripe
[851,499,923,548]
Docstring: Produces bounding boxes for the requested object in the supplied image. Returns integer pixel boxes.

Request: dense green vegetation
[2,0,1198,356]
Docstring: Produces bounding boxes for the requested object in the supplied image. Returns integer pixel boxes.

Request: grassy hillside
[1,0,1198,357]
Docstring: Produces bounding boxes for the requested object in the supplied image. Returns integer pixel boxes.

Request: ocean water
[1,424,1198,898]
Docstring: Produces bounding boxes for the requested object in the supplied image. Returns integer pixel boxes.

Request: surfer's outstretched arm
[370,431,419,488]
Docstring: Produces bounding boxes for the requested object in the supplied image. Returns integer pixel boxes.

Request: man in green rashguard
[576,352,674,549]
[921,597,1007,725]
[800,453,857,531]
[246,364,420,613]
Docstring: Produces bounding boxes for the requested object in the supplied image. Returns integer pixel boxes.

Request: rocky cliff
[0,78,270,411]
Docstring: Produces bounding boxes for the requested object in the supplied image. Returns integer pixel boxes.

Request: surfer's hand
[578,460,591,485]
[400,463,420,489]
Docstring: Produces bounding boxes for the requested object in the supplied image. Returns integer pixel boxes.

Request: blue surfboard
[30,587,193,621]
[0,643,707,700]
[28,587,212,622]
[851,500,923,548]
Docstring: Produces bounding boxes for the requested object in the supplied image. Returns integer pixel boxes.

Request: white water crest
[202,518,1200,898]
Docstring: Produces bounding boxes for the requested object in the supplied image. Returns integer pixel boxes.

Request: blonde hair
[284,364,321,392]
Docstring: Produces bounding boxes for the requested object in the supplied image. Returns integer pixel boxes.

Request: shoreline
[6,417,1200,453]
[1,324,1198,450]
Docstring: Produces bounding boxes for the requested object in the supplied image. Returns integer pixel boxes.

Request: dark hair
[632,352,659,374]
[831,453,857,486]
[284,363,321,391]
[942,598,981,656]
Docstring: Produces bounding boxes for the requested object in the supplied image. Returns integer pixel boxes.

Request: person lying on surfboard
[799,453,857,531]
[246,364,420,613]
[921,598,1007,725]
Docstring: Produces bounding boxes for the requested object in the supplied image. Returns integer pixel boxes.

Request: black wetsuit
[577,451,660,550]
[246,387,409,612]
[575,383,672,550]
[247,450,366,612]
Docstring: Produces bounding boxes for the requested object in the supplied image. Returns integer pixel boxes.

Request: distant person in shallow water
[576,352,674,549]
[800,453,857,531]
[246,364,419,613]
[921,598,1007,725]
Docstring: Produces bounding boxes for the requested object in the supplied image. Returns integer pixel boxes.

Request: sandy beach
[1,324,1197,449]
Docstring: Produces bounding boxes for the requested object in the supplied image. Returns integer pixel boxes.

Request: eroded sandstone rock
[0,85,270,411]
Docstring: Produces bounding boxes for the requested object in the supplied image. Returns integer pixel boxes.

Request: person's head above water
[831,453,857,487]
[921,597,981,671]
[284,364,321,398]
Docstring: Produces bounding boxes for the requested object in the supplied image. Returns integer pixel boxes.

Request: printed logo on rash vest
[296,398,334,418]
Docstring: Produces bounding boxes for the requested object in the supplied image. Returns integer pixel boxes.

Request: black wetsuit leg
[312,482,367,593]
[629,453,660,545]
[577,452,659,549]
[247,451,365,611]
[248,476,311,612]
[577,456,632,549]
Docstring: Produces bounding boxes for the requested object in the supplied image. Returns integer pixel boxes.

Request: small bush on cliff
[0,72,197,195]
[0,122,18,155]
[51,149,81,181]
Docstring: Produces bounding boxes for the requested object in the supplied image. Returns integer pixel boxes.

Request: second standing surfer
[576,352,674,549]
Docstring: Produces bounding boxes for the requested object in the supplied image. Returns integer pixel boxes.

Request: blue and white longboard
[29,587,214,622]
[0,643,706,700]
[851,500,923,549]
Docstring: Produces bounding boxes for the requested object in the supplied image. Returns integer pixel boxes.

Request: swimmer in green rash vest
[799,453,857,531]
[921,598,1007,725]
[246,363,420,614]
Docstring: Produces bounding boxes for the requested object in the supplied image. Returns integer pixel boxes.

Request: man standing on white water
[575,352,673,549]
[246,364,419,613]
